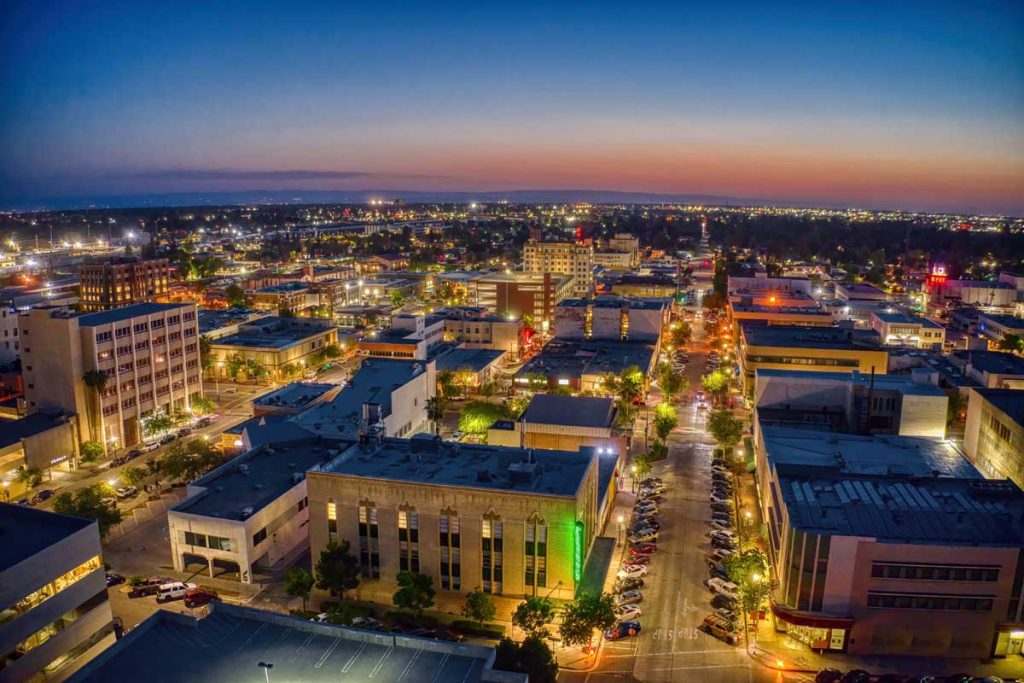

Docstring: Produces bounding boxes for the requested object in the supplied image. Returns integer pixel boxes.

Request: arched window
[439,507,461,591]
[525,514,547,591]
[482,511,503,595]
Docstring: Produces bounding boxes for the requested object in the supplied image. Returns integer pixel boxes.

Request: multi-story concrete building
[948,350,1024,389]
[553,297,668,343]
[737,324,889,394]
[357,314,444,361]
[78,258,171,312]
[606,233,641,266]
[869,311,946,349]
[249,282,313,313]
[307,434,600,604]
[207,317,337,382]
[978,313,1024,346]
[834,282,890,303]
[487,394,627,455]
[433,307,524,355]
[964,388,1024,490]
[0,307,20,365]
[516,339,656,393]
[20,303,202,448]
[755,426,1024,659]
[0,504,115,682]
[754,368,949,439]
[727,274,813,299]
[932,279,1017,312]
[523,239,594,298]
[168,436,341,584]
[728,301,834,330]
[471,272,573,332]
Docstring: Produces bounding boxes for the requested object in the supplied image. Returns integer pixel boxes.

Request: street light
[258,662,273,683]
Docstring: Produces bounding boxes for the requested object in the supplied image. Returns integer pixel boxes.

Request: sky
[1,0,1023,214]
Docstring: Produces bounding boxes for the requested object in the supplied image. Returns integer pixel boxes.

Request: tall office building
[78,258,171,312]
[20,303,202,449]
[523,239,594,298]
[0,504,115,682]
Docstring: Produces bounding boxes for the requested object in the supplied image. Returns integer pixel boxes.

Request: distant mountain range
[3,188,875,213]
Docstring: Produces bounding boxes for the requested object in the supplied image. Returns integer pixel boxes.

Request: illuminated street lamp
[258,662,273,683]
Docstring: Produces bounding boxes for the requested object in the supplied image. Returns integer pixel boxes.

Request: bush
[317,601,376,624]
[451,620,505,639]
[385,610,439,629]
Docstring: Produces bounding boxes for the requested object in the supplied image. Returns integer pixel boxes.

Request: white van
[705,577,740,600]
[156,581,197,603]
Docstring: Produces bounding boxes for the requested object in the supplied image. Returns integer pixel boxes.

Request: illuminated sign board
[573,520,584,583]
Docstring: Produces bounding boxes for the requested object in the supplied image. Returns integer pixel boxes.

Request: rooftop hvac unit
[240,506,254,519]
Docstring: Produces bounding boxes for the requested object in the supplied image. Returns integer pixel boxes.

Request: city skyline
[2,1,1023,215]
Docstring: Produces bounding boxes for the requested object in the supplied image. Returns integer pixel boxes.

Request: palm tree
[425,396,447,436]
[82,369,109,456]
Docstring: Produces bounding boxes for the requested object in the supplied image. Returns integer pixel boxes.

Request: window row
[182,531,232,551]
[866,591,994,612]
[870,563,999,582]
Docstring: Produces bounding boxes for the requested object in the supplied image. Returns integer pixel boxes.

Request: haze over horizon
[2,1,1022,215]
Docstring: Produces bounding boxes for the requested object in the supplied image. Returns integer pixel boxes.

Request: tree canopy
[392,572,435,617]
[315,540,361,597]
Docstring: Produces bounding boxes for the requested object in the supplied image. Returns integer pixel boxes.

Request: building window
[357,502,380,579]
[482,512,503,595]
[398,506,420,573]
[253,527,268,546]
[870,562,999,582]
[439,508,461,591]
[866,591,994,612]
[525,515,547,590]
[327,501,338,543]
[0,555,102,626]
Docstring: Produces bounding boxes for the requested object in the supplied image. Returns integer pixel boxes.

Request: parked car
[183,588,219,608]
[640,484,666,495]
[604,620,642,641]
[106,572,126,586]
[629,519,660,533]
[704,577,740,600]
[310,612,331,623]
[629,542,657,556]
[614,604,642,621]
[710,519,733,532]
[710,529,737,541]
[628,530,658,544]
[714,606,738,623]
[709,565,730,581]
[613,577,644,593]
[701,614,740,645]
[177,427,192,438]
[711,511,732,523]
[116,486,138,499]
[709,493,730,505]
[710,501,733,513]
[706,548,735,563]
[711,593,737,610]
[143,441,161,452]
[841,671,871,683]
[635,501,658,513]
[614,590,643,606]
[159,434,176,446]
[129,577,172,598]
[617,564,648,580]
[350,616,385,629]
[127,448,143,460]
[156,581,197,603]
[814,671,843,683]
[711,536,737,551]
[31,489,54,505]
[622,555,650,567]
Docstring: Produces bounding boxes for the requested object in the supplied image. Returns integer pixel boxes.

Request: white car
[709,494,729,505]
[614,604,642,621]
[115,486,138,499]
[710,519,733,532]
[628,530,658,544]
[617,564,648,580]
[614,589,643,606]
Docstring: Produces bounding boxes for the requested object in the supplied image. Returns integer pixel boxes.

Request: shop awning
[772,602,855,629]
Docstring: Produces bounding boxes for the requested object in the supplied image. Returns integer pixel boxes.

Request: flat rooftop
[521,394,615,429]
[732,302,831,315]
[755,368,948,399]
[518,339,655,380]
[0,504,94,572]
[197,307,267,333]
[323,435,594,497]
[980,313,1024,329]
[974,388,1024,428]
[255,281,308,293]
[873,311,942,328]
[741,323,882,350]
[214,317,331,349]
[67,603,504,683]
[0,411,73,450]
[953,350,1024,376]
[838,282,888,295]
[435,347,504,373]
[254,382,337,409]
[777,470,1024,545]
[293,359,429,438]
[76,302,190,327]
[173,437,346,520]
[760,426,979,479]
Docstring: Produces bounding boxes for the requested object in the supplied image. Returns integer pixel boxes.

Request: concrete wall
[897,393,948,437]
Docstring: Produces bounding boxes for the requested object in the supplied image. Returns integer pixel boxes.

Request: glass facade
[0,556,102,626]
[438,509,461,591]
[524,516,547,590]
[482,515,503,595]
[357,504,380,578]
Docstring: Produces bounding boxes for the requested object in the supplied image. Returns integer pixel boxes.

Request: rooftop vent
[508,461,539,485]
[240,506,254,519]
[238,464,250,475]
[291,472,305,484]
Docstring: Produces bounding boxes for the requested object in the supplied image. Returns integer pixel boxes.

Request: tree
[315,540,361,598]
[722,549,771,615]
[653,402,678,443]
[614,398,638,430]
[707,409,745,454]
[199,335,213,372]
[225,283,246,307]
[322,343,343,359]
[120,466,147,488]
[280,362,299,379]
[52,485,123,538]
[14,466,43,489]
[82,369,109,451]
[285,567,315,612]
[226,352,246,379]
[437,370,458,398]
[392,571,435,618]
[632,452,652,482]
[458,401,507,435]
[143,413,174,438]
[669,321,692,349]
[559,592,616,650]
[493,636,558,683]
[513,596,556,636]
[145,457,163,490]
[604,365,644,405]
[461,589,496,627]
[998,334,1024,353]
[79,441,104,464]
[159,442,191,482]
[701,369,730,401]
[425,396,447,436]
[656,363,687,403]
[190,396,215,416]
[390,290,405,307]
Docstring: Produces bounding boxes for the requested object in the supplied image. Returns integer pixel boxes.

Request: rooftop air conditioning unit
[240,506,254,519]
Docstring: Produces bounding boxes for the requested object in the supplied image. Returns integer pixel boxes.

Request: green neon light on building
[573,520,584,583]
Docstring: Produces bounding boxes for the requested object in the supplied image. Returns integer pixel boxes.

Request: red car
[183,589,219,608]
[622,554,650,566]
[629,543,657,556]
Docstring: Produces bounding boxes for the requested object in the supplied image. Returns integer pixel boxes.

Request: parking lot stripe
[314,637,341,668]
[429,653,450,682]
[398,648,422,680]
[368,646,393,678]
[341,641,367,673]
[241,622,268,647]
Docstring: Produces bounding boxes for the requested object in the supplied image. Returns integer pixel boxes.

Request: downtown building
[522,239,595,299]
[20,303,202,449]
[470,272,573,332]
[78,257,171,312]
